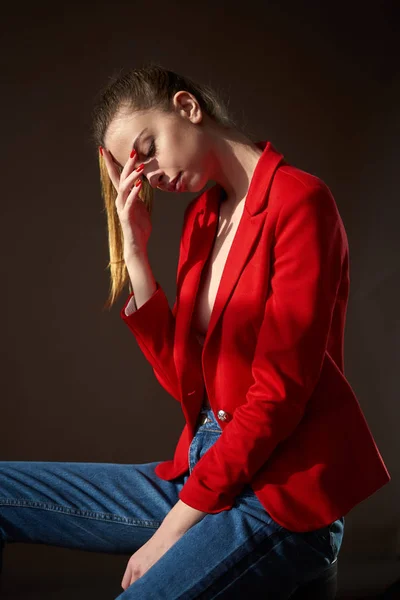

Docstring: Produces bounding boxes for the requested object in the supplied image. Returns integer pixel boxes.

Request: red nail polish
[130,149,136,159]
[135,179,142,187]
[99,146,103,156]
[135,163,144,172]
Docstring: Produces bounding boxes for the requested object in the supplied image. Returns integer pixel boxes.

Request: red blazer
[120,140,391,532]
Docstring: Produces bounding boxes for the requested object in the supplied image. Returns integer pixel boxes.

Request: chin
[190,172,210,193]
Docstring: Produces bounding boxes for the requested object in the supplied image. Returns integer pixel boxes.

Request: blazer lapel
[175,141,285,413]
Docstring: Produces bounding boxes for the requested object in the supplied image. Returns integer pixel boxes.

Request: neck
[206,126,263,211]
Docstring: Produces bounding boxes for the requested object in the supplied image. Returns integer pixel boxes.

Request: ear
[172,91,202,124]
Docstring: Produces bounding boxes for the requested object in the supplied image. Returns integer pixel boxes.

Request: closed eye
[144,139,156,159]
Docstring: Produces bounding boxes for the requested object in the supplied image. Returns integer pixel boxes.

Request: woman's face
[104,91,214,193]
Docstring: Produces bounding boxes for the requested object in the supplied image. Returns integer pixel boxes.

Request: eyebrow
[112,128,148,169]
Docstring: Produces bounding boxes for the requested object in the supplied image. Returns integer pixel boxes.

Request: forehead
[106,106,179,143]
[103,111,148,168]
[105,110,148,147]
[104,108,174,167]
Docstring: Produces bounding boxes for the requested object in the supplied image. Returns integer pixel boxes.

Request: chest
[192,201,245,340]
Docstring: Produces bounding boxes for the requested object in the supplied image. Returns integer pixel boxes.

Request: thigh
[114,407,344,599]
[115,492,338,600]
[0,460,187,559]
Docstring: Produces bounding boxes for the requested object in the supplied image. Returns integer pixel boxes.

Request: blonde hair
[91,61,243,310]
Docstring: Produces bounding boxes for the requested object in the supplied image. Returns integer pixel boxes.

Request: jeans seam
[185,526,291,599]
[300,528,333,562]
[200,428,221,433]
[0,500,161,528]
[329,528,336,561]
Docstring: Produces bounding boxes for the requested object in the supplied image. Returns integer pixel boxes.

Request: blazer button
[217,410,230,422]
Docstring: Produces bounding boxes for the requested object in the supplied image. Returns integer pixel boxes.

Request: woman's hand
[101,147,152,257]
[120,526,184,591]
[120,500,207,590]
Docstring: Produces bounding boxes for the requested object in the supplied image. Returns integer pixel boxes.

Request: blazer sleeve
[120,283,181,401]
[178,183,347,513]
[119,200,195,403]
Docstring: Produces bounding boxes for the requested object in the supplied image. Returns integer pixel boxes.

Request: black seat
[289,557,338,599]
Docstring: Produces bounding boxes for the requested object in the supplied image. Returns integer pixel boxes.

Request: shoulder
[276,163,326,191]
[270,163,348,259]
[271,163,339,220]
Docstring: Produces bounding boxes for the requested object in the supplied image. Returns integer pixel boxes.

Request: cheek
[184,138,208,171]
[177,125,202,155]
[164,125,207,170]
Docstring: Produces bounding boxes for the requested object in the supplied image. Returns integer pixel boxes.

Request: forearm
[159,499,208,536]
[124,252,157,311]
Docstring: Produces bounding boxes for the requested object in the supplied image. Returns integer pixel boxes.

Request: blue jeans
[0,406,344,599]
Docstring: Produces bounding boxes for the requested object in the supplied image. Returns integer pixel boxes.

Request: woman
[0,63,391,599]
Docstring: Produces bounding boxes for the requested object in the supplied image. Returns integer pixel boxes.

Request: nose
[146,170,164,189]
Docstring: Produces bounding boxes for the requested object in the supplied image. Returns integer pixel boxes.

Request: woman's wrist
[160,499,208,536]
[124,247,148,263]
[123,251,157,309]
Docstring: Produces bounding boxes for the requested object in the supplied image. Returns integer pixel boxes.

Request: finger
[115,173,143,215]
[120,149,139,184]
[115,179,143,217]
[120,163,145,195]
[125,177,143,207]
[121,562,131,590]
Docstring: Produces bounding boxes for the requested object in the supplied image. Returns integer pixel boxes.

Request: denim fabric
[0,406,344,599]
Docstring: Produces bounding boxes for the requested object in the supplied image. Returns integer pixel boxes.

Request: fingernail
[135,179,142,187]
[99,146,103,156]
[135,163,144,172]
[130,149,136,159]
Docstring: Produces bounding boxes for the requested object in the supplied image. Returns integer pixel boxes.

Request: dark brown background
[0,1,398,597]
